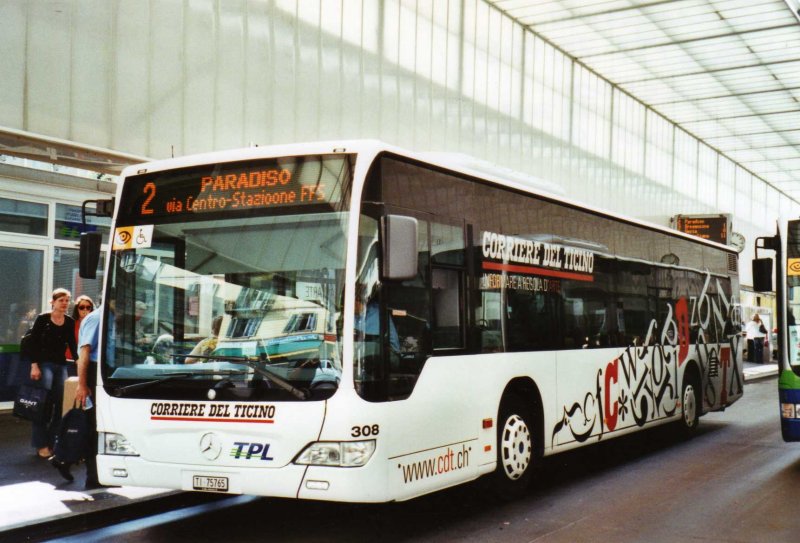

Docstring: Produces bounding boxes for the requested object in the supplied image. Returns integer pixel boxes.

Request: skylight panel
[724,8,795,31]
[767,113,800,131]
[758,146,800,161]
[656,102,709,123]
[664,74,724,97]
[765,175,799,186]
[484,0,800,205]
[705,134,748,148]
[741,92,798,114]
[623,80,685,104]
[726,149,768,163]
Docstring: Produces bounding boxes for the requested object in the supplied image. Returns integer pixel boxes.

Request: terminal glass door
[0,245,45,402]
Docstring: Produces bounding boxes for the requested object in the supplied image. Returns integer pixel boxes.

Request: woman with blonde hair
[28,288,78,458]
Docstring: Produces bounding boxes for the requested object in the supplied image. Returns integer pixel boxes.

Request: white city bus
[80,141,744,502]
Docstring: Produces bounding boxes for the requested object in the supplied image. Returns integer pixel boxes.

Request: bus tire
[490,394,535,499]
[679,372,700,436]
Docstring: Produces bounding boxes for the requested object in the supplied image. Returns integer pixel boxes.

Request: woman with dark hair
[68,296,95,363]
[29,288,78,458]
[71,295,95,327]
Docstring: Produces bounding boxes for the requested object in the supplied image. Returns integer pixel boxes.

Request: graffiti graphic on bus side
[552,273,742,444]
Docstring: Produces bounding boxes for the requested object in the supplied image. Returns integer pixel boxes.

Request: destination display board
[118,155,350,222]
[673,214,729,245]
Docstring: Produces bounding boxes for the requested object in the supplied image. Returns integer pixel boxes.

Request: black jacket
[30,313,77,365]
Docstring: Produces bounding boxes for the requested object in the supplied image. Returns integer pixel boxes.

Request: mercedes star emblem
[199,432,222,461]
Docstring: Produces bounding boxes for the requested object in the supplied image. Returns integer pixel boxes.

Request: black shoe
[49,457,74,482]
[84,479,107,490]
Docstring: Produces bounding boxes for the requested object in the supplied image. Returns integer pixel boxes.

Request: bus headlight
[295,440,376,467]
[100,432,140,456]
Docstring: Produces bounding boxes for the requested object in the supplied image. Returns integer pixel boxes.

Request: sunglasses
[77,305,93,310]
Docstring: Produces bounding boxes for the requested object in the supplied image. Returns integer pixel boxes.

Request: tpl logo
[230,442,274,461]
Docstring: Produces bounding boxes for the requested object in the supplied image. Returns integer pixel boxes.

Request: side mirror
[382,215,418,280]
[752,258,773,292]
[79,231,102,279]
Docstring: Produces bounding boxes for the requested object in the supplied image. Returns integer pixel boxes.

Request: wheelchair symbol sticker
[113,225,154,250]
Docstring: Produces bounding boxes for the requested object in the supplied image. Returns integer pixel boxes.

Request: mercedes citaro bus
[78,141,744,502]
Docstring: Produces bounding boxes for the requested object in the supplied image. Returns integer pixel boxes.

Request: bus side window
[476,291,503,353]
[430,221,466,351]
[432,268,463,349]
[383,219,431,399]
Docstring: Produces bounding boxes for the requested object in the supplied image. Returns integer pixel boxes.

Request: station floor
[0,411,174,539]
[0,361,778,538]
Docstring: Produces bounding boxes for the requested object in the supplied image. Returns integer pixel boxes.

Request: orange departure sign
[122,156,344,221]
[673,214,729,245]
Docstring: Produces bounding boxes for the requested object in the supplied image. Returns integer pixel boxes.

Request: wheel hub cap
[500,414,532,480]
[683,385,696,427]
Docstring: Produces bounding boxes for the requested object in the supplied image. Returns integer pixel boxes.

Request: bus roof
[119,139,736,254]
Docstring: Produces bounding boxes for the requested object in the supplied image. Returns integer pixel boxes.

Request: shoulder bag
[12,384,52,424]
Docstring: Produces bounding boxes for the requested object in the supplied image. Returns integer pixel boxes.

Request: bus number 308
[351,425,379,438]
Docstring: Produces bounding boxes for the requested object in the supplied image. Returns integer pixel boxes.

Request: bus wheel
[679,375,700,436]
[491,395,534,499]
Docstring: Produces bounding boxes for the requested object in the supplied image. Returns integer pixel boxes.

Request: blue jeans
[31,362,67,450]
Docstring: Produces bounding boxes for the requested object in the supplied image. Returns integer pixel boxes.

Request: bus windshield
[101,154,352,401]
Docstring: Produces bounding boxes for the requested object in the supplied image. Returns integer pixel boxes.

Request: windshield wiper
[173,354,310,400]
[112,370,248,397]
